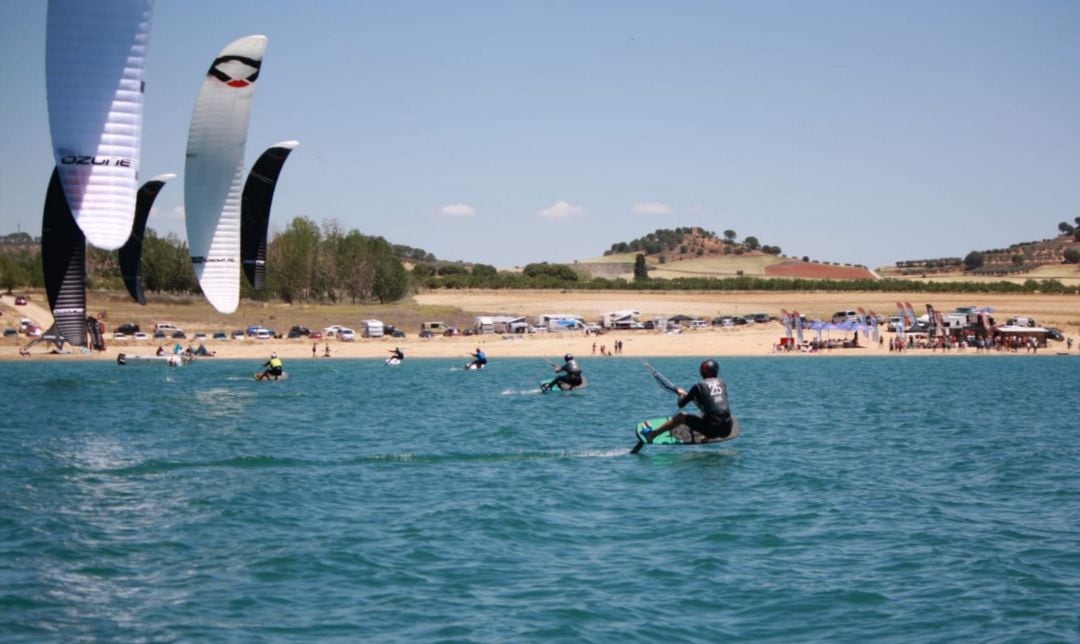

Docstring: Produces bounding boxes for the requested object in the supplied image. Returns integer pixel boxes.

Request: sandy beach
[3,289,1077,362]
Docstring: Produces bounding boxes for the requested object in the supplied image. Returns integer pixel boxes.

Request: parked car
[171,330,187,339]
[155,322,182,333]
[212,331,229,340]
[688,319,709,330]
[15,296,28,305]
[231,330,246,339]
[287,325,311,339]
[338,328,356,341]
[309,331,323,340]
[193,332,208,340]
[153,331,166,339]
[419,330,434,339]
[133,332,149,341]
[323,325,346,338]
[254,329,273,340]
[112,332,127,340]
[3,328,17,337]
[115,323,141,335]
[444,327,462,337]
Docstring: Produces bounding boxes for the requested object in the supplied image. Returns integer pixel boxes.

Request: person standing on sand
[312,341,317,358]
[324,343,331,357]
[641,359,733,444]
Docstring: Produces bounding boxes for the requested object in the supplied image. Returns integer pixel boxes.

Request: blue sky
[2,1,1078,269]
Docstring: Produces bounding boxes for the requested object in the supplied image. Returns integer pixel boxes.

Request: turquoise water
[2,355,1078,641]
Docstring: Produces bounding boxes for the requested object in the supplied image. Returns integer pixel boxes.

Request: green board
[635,416,740,446]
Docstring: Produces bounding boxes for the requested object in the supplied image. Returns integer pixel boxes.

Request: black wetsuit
[549,359,583,389]
[262,358,284,378]
[678,376,732,438]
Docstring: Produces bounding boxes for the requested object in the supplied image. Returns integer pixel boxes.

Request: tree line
[4,219,1078,300]
[0,216,410,304]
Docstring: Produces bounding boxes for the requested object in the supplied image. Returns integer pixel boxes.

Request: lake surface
[2,355,1078,641]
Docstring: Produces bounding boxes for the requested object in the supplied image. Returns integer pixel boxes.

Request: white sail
[46,0,153,250]
[184,35,267,314]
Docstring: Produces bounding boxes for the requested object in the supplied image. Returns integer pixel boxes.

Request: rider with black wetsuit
[642,359,732,442]
[542,354,583,392]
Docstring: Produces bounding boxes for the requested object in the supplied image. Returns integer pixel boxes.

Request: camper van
[362,319,385,338]
[831,310,859,323]
[491,316,529,334]
[602,310,642,330]
[536,314,585,332]
[473,317,495,335]
[420,321,448,338]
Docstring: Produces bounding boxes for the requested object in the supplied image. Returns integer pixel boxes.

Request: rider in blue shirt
[468,348,488,369]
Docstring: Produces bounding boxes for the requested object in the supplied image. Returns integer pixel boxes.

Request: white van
[831,310,859,323]
[362,319,384,338]
[154,322,183,333]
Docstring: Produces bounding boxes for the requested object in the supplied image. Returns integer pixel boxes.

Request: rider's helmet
[271,352,278,358]
[565,354,574,361]
[699,359,719,378]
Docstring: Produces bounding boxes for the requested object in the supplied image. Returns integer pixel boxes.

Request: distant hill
[881,222,1080,279]
[586,226,876,281]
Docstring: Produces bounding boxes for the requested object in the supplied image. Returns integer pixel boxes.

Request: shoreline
[2,327,1070,362]
[3,288,1076,362]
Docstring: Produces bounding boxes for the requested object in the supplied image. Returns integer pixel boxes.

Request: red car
[15,296,28,305]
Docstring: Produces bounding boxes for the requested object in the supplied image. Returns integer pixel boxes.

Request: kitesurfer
[467,348,487,370]
[542,354,583,392]
[257,352,284,380]
[641,359,732,443]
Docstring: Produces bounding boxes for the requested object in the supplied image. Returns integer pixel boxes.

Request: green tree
[963,251,985,270]
[1011,254,1026,267]
[411,262,435,278]
[522,263,578,281]
[472,264,498,279]
[0,251,33,291]
[436,263,468,276]
[633,253,648,281]
[723,229,736,242]
[744,236,760,250]
[1063,248,1080,264]
[368,236,409,303]
[1059,221,1075,235]
[335,230,377,303]
[268,216,321,303]
[141,230,196,294]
